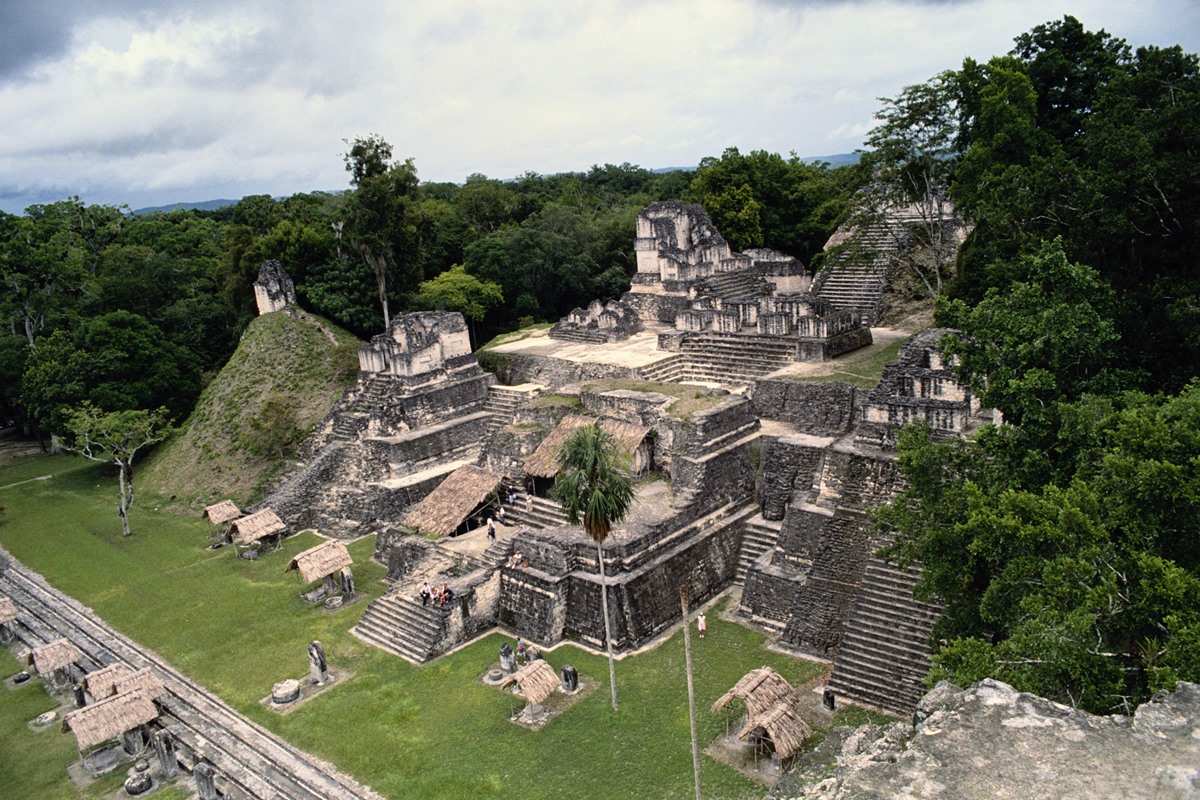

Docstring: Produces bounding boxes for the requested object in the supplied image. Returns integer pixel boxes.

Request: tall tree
[342,135,421,328]
[553,421,635,711]
[858,70,968,298]
[416,265,503,348]
[61,404,172,536]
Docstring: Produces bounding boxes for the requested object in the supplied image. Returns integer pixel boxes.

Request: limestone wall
[751,380,859,435]
[759,436,828,520]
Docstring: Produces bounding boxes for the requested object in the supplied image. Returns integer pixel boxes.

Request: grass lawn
[786,336,909,389]
[0,453,889,799]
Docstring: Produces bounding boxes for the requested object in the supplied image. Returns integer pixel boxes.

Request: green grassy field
[788,336,908,389]
[0,453,889,799]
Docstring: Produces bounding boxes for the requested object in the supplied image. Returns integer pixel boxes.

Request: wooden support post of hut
[287,539,354,602]
[228,508,286,556]
[712,667,808,769]
[29,638,83,692]
[62,689,160,775]
[0,595,18,643]
[202,500,241,546]
[403,465,507,537]
[522,415,651,497]
[502,659,560,723]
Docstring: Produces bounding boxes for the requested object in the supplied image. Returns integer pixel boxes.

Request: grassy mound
[141,308,361,508]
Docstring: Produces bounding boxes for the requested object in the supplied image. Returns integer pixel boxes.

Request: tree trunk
[681,586,702,800]
[598,538,618,710]
[117,461,132,536]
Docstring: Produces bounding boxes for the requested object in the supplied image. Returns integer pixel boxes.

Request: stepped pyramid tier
[549,299,644,344]
[254,311,497,535]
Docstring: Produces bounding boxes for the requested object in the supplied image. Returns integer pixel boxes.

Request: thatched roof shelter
[113,667,167,701]
[202,500,241,525]
[84,663,132,699]
[29,638,81,676]
[230,508,286,545]
[737,702,812,759]
[502,660,560,705]
[0,595,18,625]
[523,415,650,478]
[62,690,158,751]
[403,465,505,536]
[287,540,353,583]
[712,667,798,718]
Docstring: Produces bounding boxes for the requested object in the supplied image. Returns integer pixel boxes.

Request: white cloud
[1,0,1198,212]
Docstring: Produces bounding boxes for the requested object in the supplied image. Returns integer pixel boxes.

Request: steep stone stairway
[813,221,901,324]
[351,591,448,664]
[826,556,942,716]
[481,384,525,437]
[736,513,782,584]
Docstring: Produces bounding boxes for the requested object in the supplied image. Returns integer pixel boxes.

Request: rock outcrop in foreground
[775,679,1200,799]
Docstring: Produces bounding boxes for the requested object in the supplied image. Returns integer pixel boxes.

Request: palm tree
[553,421,635,711]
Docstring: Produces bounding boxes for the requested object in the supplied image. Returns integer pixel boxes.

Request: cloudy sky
[2,0,1197,213]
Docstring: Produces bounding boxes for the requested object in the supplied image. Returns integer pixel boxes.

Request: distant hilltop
[131,154,860,215]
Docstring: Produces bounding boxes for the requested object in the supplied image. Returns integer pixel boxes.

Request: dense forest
[2,15,1198,714]
[0,146,857,436]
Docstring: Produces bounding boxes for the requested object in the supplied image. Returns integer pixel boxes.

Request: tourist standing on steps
[487,517,497,543]
[697,612,707,639]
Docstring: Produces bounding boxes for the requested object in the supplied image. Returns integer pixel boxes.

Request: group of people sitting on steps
[419,581,454,607]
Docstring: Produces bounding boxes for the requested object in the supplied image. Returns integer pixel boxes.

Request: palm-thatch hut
[403,465,506,537]
[229,508,286,549]
[113,667,167,702]
[287,539,354,599]
[502,659,560,722]
[29,638,82,689]
[202,500,241,525]
[711,666,798,718]
[736,702,812,762]
[0,595,18,643]
[83,662,132,700]
[62,689,159,771]
[523,415,651,495]
[712,666,808,767]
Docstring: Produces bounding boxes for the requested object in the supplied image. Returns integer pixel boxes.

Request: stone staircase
[673,333,797,385]
[353,374,393,411]
[502,492,568,530]
[351,591,449,664]
[736,513,782,584]
[700,267,769,301]
[481,385,525,437]
[331,413,366,441]
[826,557,942,716]
[813,220,902,325]
[638,354,687,383]
[548,327,608,344]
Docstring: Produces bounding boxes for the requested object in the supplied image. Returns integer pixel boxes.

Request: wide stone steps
[700,268,769,301]
[503,492,568,529]
[332,413,366,440]
[735,514,781,584]
[827,557,942,716]
[548,327,608,344]
[638,355,687,382]
[352,592,448,664]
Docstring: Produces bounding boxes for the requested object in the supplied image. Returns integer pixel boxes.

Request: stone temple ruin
[255,201,985,717]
